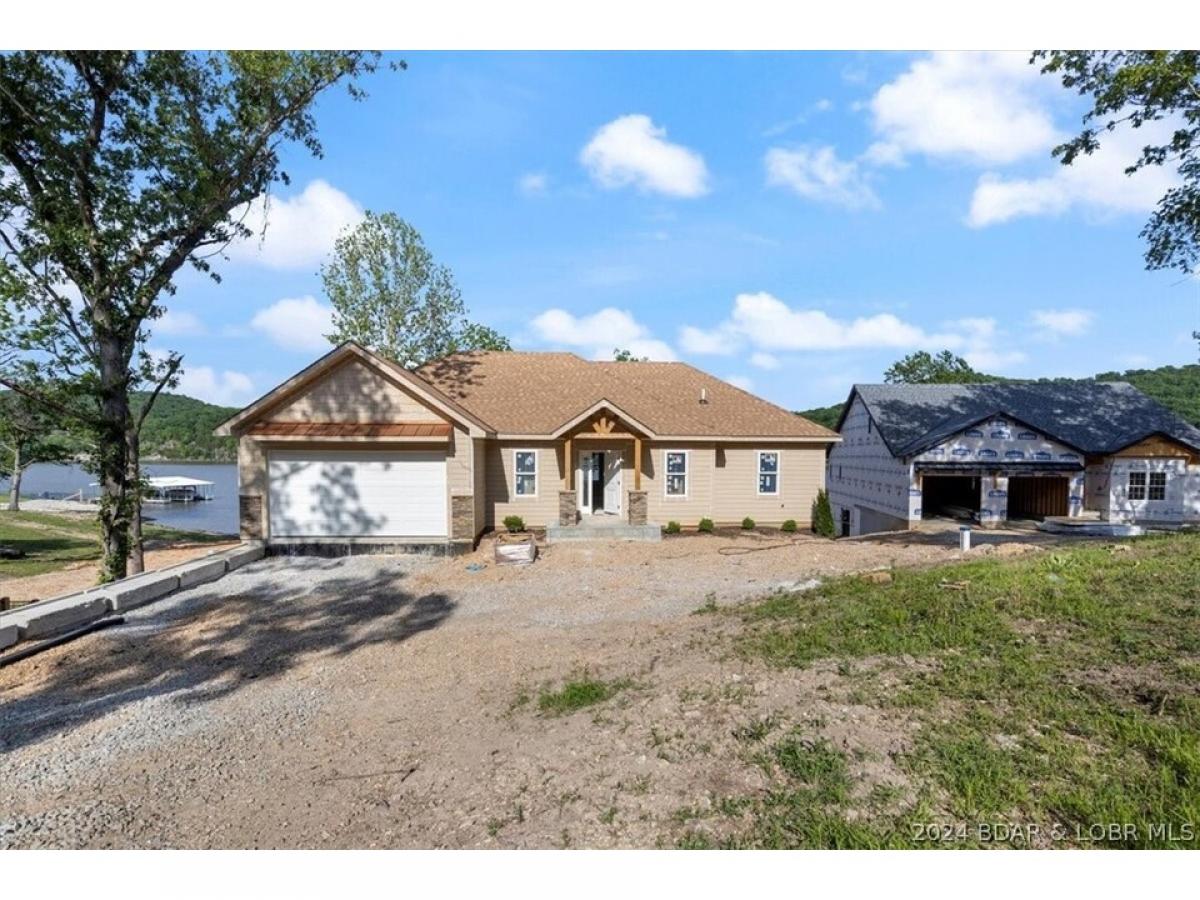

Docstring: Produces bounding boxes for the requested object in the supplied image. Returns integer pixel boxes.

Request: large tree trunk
[127,427,144,575]
[96,332,132,583]
[7,446,21,511]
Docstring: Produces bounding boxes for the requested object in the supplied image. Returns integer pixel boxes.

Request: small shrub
[698,518,715,533]
[664,520,682,534]
[811,489,835,538]
[741,516,756,530]
[781,519,797,533]
[502,514,525,533]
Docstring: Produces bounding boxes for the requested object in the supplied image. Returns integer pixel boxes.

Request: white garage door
[268,450,447,538]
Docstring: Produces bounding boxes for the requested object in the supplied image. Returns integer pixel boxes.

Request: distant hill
[795,363,1200,433]
[136,392,238,462]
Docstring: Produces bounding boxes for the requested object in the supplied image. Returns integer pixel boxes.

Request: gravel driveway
[0,525,1061,848]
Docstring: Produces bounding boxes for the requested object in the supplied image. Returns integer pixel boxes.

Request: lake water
[2,462,239,535]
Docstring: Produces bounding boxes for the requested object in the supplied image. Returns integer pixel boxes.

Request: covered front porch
[549,403,660,541]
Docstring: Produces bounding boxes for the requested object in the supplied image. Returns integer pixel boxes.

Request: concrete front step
[547,523,662,543]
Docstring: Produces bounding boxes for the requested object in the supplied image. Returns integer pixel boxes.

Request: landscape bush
[811,489,835,537]
[502,514,526,533]
[780,519,797,533]
[664,520,681,534]
[741,516,756,530]
[697,518,714,533]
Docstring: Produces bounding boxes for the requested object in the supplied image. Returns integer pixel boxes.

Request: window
[1149,471,1167,501]
[665,450,688,497]
[514,450,537,497]
[758,451,779,495]
[1128,471,1146,500]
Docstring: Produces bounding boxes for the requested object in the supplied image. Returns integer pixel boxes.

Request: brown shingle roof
[248,422,451,438]
[415,351,837,439]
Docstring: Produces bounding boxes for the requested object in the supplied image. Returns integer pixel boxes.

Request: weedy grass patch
[712,534,1200,848]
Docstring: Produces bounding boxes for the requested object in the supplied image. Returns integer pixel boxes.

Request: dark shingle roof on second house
[845,381,1200,458]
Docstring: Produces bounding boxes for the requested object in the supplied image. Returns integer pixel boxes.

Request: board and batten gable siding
[267,358,448,424]
[485,440,563,528]
[711,444,824,525]
[827,396,916,535]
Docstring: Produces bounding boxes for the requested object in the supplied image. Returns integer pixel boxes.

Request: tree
[322,212,509,366]
[883,350,993,385]
[811,489,835,538]
[1035,51,1200,275]
[0,391,73,511]
[0,51,382,580]
[612,348,648,362]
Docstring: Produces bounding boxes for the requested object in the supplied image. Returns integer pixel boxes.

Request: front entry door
[577,450,623,516]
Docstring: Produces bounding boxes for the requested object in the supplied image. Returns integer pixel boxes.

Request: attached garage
[1007,475,1068,520]
[267,450,448,539]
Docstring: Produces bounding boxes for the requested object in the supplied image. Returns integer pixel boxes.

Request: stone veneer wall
[558,490,577,526]
[627,490,648,525]
[450,494,475,542]
[239,494,264,541]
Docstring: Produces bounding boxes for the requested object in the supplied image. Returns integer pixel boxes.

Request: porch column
[563,436,573,490]
[633,436,642,490]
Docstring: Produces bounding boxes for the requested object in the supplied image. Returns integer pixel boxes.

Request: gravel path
[0,524,1064,848]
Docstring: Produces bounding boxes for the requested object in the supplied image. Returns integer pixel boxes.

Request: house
[214,342,839,550]
[826,381,1200,536]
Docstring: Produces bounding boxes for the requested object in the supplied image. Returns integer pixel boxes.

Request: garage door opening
[1007,476,1068,520]
[921,475,980,520]
[268,450,448,539]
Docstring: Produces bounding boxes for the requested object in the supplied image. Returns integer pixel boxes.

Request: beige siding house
[216,342,838,551]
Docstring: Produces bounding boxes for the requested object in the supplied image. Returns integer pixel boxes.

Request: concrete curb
[0,542,262,653]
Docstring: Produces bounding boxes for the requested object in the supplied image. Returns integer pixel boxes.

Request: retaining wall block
[102,572,182,613]
[0,623,17,652]
[6,593,110,640]
[223,542,266,572]
[175,557,228,590]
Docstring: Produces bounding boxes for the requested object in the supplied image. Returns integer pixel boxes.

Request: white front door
[604,450,623,514]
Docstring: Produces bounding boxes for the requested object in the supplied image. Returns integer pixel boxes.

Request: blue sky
[156,50,1199,411]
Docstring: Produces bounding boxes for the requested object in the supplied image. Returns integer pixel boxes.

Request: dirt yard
[0,523,1066,848]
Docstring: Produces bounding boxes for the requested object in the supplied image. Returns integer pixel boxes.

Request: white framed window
[664,450,688,497]
[757,451,780,495]
[514,449,538,497]
[1149,471,1167,501]
[1128,471,1146,501]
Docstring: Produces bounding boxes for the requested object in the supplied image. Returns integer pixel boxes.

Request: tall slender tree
[0,51,385,580]
[0,389,73,511]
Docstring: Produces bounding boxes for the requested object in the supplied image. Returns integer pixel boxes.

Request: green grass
[714,534,1200,848]
[537,673,632,716]
[0,508,227,580]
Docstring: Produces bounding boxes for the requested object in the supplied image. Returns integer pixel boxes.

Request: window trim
[1148,470,1167,502]
[757,450,780,496]
[663,449,689,499]
[514,448,538,499]
[1127,470,1146,501]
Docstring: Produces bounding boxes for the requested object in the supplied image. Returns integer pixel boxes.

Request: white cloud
[153,310,206,337]
[1031,308,1094,338]
[250,296,335,353]
[517,172,548,195]
[1118,353,1154,369]
[869,51,1060,166]
[679,324,736,356]
[227,180,363,269]
[530,307,676,360]
[580,115,709,198]
[175,366,255,406]
[765,146,880,210]
[684,292,956,353]
[725,375,755,392]
[947,317,1027,371]
[749,352,781,370]
[966,121,1180,227]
